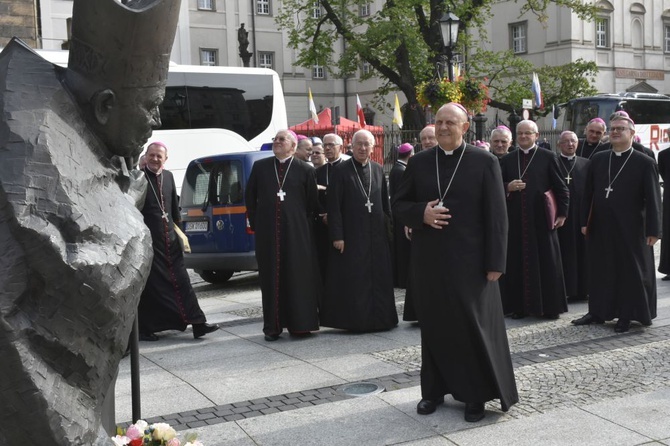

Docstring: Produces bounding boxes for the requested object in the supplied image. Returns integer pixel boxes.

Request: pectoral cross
[365,199,373,213]
[605,186,613,198]
[565,174,572,185]
[438,201,444,207]
[277,189,286,201]
[161,211,169,221]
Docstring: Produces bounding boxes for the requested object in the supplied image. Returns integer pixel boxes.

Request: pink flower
[167,438,181,446]
[125,425,143,440]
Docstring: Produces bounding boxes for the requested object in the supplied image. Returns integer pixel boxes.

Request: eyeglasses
[311,152,324,156]
[323,143,339,148]
[517,131,537,136]
[610,126,631,133]
[272,136,289,142]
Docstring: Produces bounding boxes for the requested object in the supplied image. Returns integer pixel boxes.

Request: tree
[468,50,599,117]
[276,0,596,130]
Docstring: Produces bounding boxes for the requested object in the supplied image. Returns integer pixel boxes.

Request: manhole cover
[339,382,385,397]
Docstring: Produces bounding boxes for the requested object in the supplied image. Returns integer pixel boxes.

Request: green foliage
[275,0,598,126]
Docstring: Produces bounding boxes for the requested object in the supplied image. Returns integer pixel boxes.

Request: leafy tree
[276,0,596,130]
[468,50,599,117]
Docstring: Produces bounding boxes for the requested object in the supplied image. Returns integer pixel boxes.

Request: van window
[181,159,244,207]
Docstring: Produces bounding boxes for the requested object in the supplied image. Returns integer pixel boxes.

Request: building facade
[18,0,670,127]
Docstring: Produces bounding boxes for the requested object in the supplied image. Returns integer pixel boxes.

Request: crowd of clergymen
[241,102,662,422]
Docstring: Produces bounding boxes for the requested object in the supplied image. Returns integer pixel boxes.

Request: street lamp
[438,9,460,81]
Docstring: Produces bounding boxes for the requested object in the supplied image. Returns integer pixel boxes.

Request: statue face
[99,87,164,158]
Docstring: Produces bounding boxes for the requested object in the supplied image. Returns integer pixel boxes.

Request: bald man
[393,103,517,423]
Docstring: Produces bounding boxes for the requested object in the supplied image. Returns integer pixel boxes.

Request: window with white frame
[361,61,372,77]
[258,52,274,69]
[665,25,670,53]
[510,22,527,54]
[257,0,270,15]
[359,3,371,17]
[313,64,325,79]
[197,0,215,10]
[312,0,322,18]
[596,18,609,48]
[200,49,218,66]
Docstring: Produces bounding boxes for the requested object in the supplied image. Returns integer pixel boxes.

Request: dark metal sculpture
[238,23,252,67]
[0,0,181,444]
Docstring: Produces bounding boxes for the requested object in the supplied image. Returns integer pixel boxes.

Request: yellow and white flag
[309,87,319,124]
[392,94,403,129]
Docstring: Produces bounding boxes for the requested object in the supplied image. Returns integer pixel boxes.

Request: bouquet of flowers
[417,76,490,114]
[112,420,204,446]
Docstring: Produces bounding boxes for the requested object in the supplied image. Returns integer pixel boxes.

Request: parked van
[179,150,273,283]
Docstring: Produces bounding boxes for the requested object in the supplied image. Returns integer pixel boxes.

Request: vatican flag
[393,94,403,129]
[309,87,319,123]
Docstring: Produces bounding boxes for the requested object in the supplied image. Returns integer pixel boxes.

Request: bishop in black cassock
[321,130,398,332]
[556,131,590,300]
[500,120,570,319]
[393,103,517,422]
[577,117,607,160]
[246,130,321,341]
[314,134,348,283]
[140,143,219,340]
[574,115,662,333]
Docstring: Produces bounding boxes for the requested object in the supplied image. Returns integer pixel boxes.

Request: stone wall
[0,0,38,48]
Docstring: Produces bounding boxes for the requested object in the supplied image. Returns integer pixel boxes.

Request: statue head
[65,0,181,159]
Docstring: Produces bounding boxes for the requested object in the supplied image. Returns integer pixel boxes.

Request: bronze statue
[238,23,252,67]
[0,0,181,444]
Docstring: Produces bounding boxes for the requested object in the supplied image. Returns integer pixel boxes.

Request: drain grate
[339,382,385,397]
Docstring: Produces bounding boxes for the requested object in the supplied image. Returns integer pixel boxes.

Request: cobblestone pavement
[132,275,670,431]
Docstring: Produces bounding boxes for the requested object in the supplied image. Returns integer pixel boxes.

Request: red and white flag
[356,94,366,128]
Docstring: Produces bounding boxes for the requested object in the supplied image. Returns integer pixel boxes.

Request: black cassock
[393,145,518,410]
[246,157,321,336]
[315,159,344,283]
[556,155,590,299]
[139,168,207,334]
[389,159,416,321]
[577,139,605,160]
[658,149,670,274]
[321,158,398,331]
[581,149,661,324]
[500,146,569,317]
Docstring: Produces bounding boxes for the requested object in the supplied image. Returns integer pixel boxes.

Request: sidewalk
[115,272,670,445]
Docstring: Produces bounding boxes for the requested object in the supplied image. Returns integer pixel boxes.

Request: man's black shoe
[416,397,444,415]
[614,319,631,333]
[464,402,486,422]
[264,334,280,342]
[139,332,159,342]
[571,313,603,326]
[662,275,670,281]
[511,312,526,319]
[193,323,220,339]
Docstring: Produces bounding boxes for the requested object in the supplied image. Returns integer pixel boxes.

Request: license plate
[184,221,208,232]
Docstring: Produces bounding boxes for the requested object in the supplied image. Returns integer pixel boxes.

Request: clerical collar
[329,156,343,165]
[560,154,576,160]
[613,147,633,157]
[397,159,407,166]
[276,155,293,163]
[353,157,369,167]
[144,166,163,176]
[519,145,535,155]
[438,142,464,155]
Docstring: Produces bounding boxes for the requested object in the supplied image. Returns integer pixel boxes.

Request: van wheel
[199,270,234,284]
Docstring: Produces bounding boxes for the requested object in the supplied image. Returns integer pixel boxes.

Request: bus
[148,64,287,193]
[561,92,670,155]
[32,49,287,193]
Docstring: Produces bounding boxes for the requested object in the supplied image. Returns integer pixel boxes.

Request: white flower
[111,435,130,446]
[133,419,149,432]
[184,441,204,446]
[152,422,177,441]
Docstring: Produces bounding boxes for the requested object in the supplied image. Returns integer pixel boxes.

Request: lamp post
[439,9,460,82]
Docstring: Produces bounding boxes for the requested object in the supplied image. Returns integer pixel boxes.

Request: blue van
[179,150,274,283]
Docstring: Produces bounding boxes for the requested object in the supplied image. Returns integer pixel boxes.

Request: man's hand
[581,226,587,235]
[507,179,526,193]
[647,236,659,246]
[487,271,502,281]
[404,226,412,241]
[423,199,451,229]
[554,216,567,229]
[320,213,328,225]
[333,240,344,253]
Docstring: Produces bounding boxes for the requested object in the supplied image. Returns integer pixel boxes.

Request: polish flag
[356,94,366,128]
